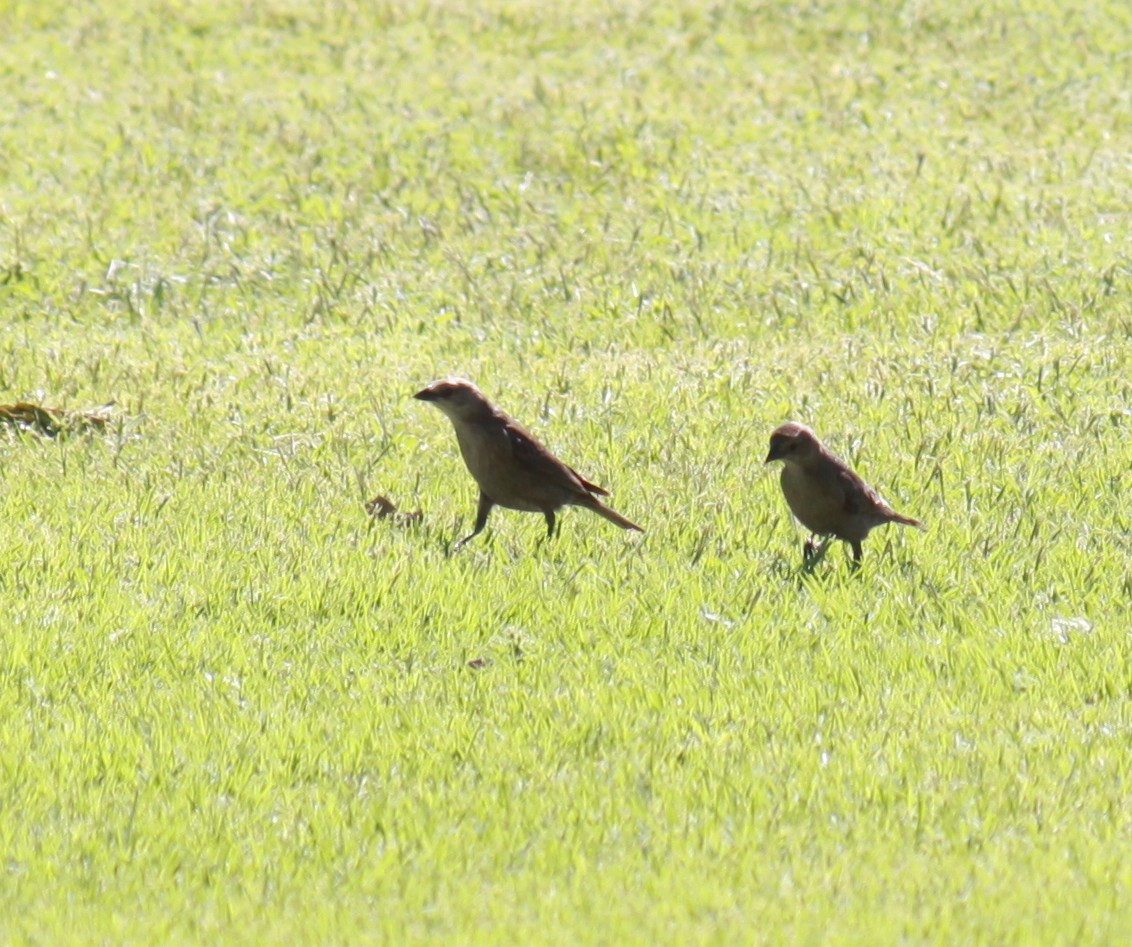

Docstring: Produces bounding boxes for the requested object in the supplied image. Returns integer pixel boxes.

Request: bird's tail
[590,498,644,532]
[889,511,925,530]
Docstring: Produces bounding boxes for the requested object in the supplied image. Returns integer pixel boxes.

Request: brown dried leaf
[365,494,423,526]
[0,402,112,437]
[365,495,397,518]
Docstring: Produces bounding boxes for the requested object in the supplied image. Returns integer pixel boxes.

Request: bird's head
[414,377,494,423]
[765,421,822,465]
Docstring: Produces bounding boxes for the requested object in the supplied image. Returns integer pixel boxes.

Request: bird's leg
[849,540,863,568]
[802,535,832,567]
[544,510,556,540]
[803,535,825,562]
[454,491,494,549]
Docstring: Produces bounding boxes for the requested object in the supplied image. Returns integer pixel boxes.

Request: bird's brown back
[782,447,919,542]
[455,413,600,512]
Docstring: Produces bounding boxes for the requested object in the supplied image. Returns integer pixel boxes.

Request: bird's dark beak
[764,443,782,463]
[413,387,435,401]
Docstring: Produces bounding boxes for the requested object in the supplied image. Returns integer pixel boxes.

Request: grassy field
[2,0,1131,942]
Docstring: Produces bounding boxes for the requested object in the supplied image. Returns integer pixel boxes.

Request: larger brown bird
[765,421,923,565]
[415,378,643,547]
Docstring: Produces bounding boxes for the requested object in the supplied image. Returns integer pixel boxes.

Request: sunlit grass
[2,0,1131,943]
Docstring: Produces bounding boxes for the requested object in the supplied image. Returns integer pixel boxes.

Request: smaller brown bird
[415,378,642,547]
[765,421,923,565]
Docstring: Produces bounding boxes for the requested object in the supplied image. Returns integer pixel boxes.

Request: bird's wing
[839,468,890,516]
[566,465,610,497]
[503,419,595,496]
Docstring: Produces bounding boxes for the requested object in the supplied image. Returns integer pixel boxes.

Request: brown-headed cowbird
[765,421,923,565]
[415,378,642,547]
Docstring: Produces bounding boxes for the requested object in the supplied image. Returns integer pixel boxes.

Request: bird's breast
[781,464,856,539]
[453,422,546,511]
[454,422,507,484]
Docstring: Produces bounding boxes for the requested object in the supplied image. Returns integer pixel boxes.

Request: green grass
[2,0,1131,942]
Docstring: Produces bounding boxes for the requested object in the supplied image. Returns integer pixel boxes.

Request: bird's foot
[802,536,831,567]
